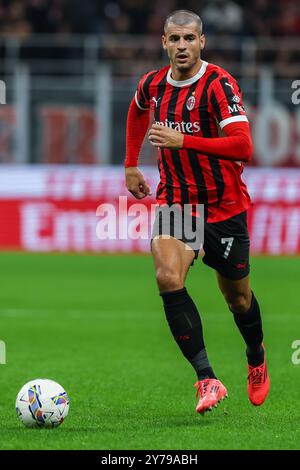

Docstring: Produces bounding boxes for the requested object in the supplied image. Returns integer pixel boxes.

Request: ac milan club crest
[186,95,196,111]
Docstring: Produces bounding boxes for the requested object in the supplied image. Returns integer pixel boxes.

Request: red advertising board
[0,166,299,255]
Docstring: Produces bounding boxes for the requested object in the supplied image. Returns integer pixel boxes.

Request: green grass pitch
[0,252,299,450]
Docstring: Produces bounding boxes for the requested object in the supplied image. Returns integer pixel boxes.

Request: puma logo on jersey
[236,263,247,269]
[152,97,161,107]
[225,82,234,91]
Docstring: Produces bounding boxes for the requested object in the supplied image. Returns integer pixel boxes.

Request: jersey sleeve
[134,70,157,110]
[209,76,248,129]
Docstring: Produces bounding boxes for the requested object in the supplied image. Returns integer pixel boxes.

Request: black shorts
[151,208,250,281]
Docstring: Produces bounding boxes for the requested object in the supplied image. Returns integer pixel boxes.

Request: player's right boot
[247,345,270,406]
[194,378,228,415]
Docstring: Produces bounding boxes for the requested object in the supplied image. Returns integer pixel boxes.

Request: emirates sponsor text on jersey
[155,119,201,133]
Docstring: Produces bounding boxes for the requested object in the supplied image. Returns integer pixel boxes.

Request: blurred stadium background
[0,0,299,253]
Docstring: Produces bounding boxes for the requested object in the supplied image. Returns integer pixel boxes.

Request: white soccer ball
[16,379,70,428]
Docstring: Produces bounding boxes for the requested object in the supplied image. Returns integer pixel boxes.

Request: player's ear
[200,34,206,51]
[162,35,167,50]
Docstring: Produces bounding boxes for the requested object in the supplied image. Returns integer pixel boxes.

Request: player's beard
[176,62,192,71]
[173,56,199,72]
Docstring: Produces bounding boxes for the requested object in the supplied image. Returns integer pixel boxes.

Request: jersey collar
[167,61,208,87]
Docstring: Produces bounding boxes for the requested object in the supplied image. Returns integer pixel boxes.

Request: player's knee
[156,267,183,292]
[227,293,251,314]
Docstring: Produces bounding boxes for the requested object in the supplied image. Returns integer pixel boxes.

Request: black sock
[232,292,264,367]
[160,287,216,380]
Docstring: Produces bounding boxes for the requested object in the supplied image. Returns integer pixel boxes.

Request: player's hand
[148,123,184,149]
[125,167,152,199]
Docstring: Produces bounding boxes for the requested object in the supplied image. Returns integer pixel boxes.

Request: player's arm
[148,121,252,162]
[182,121,253,162]
[125,98,152,199]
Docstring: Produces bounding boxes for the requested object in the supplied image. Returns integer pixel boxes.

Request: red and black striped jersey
[135,61,251,223]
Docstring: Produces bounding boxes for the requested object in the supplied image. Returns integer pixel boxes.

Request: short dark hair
[164,10,203,35]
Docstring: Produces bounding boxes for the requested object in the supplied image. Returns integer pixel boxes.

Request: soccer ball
[16,379,70,428]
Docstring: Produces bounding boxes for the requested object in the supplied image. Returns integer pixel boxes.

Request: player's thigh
[151,236,195,289]
[202,211,250,282]
[151,204,199,290]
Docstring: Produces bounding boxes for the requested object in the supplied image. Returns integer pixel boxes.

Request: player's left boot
[194,378,228,414]
[247,346,270,406]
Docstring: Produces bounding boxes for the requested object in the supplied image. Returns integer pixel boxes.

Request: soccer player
[124,9,270,414]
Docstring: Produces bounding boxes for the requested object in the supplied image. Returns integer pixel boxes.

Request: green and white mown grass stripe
[0,253,299,450]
